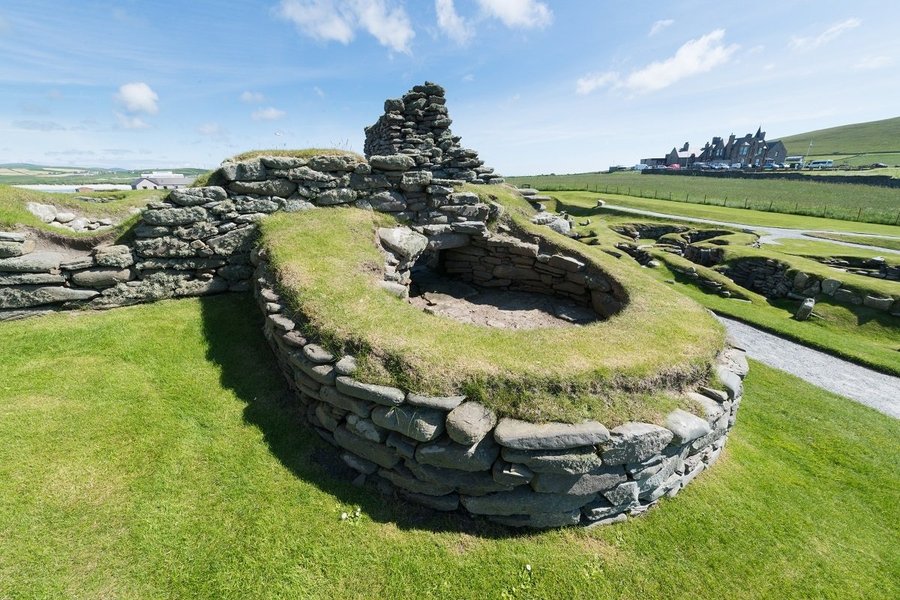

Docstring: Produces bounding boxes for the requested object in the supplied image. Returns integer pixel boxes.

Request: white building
[131,171,193,190]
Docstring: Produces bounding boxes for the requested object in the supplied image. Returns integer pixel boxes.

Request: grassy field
[505,172,900,225]
[559,205,900,376]
[0,184,162,236]
[551,190,900,237]
[804,231,900,252]
[779,115,900,156]
[0,295,896,599]
[0,164,206,185]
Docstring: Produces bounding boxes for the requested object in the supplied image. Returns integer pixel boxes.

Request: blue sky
[0,0,898,174]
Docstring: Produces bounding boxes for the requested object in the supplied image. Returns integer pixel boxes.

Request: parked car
[806,160,833,170]
[731,163,743,169]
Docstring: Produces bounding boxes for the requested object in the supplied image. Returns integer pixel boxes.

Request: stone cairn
[364,82,504,185]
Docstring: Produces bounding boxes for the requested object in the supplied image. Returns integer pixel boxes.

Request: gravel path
[601,204,900,255]
[716,315,899,419]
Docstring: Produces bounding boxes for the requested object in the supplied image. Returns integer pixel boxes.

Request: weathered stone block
[0,251,62,273]
[142,206,207,226]
[70,267,133,288]
[530,467,626,495]
[494,418,609,450]
[336,376,405,406]
[665,409,712,444]
[406,393,465,411]
[371,404,445,442]
[460,487,595,516]
[319,385,373,418]
[601,422,674,465]
[446,401,496,445]
[500,446,604,475]
[333,425,399,469]
[168,186,227,206]
[415,435,499,472]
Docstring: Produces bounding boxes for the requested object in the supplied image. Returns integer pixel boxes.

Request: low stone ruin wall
[252,249,747,528]
[441,235,626,317]
[722,257,899,314]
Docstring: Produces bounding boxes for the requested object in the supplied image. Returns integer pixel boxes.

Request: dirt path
[716,315,899,419]
[601,204,900,255]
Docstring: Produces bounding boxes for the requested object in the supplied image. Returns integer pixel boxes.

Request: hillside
[0,163,207,185]
[779,116,900,157]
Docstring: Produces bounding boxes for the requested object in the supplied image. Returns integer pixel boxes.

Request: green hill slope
[779,116,900,156]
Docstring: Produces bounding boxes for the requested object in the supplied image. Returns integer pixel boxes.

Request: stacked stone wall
[442,236,625,317]
[252,250,746,528]
[364,82,503,185]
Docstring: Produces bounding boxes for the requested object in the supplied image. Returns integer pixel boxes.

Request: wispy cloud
[313,85,326,98]
[576,72,619,95]
[790,18,861,51]
[649,19,673,37]
[276,0,414,53]
[240,91,265,103]
[577,29,738,95]
[0,14,9,34]
[436,0,473,45]
[476,0,552,29]
[855,55,892,70]
[115,82,158,114]
[12,120,66,131]
[115,113,150,129]
[252,107,286,121]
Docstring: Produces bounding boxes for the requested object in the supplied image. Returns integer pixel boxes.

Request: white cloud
[313,86,326,97]
[277,0,354,44]
[115,82,159,114]
[649,19,673,37]
[115,113,150,129]
[252,107,286,121]
[240,91,265,103]
[353,0,414,53]
[276,0,414,53]
[855,55,892,70]
[462,73,475,82]
[0,15,9,34]
[436,0,473,45]
[790,18,861,51]
[577,29,738,96]
[476,0,552,30]
[623,29,738,93]
[576,72,619,95]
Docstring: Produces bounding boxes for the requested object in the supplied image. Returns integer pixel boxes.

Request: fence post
[768,200,773,211]
[686,193,690,202]
[857,207,862,220]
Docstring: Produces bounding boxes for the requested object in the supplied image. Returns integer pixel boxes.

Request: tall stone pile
[364,82,504,185]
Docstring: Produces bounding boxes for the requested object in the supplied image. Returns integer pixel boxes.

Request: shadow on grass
[198,292,522,539]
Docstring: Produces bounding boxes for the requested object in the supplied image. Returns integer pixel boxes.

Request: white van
[806,160,833,170]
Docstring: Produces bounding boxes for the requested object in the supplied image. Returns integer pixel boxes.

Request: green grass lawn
[779,115,900,156]
[0,184,163,237]
[0,295,897,599]
[804,231,900,252]
[551,190,900,237]
[505,172,900,225]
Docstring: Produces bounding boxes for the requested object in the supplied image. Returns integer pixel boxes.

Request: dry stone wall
[364,82,503,185]
[252,248,746,528]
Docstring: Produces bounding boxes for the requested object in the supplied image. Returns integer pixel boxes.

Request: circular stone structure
[250,175,746,529]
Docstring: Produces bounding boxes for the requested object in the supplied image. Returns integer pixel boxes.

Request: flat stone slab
[530,468,626,495]
[460,487,596,516]
[501,446,604,475]
[493,418,609,450]
[406,393,465,411]
[333,425,399,469]
[0,286,99,308]
[414,436,499,472]
[371,404,445,442]
[319,385,373,418]
[336,376,405,406]
[378,227,427,261]
[446,401,496,445]
[665,409,712,444]
[0,252,62,273]
[601,422,674,465]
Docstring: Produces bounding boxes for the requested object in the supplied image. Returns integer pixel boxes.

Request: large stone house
[644,128,787,168]
[694,128,787,167]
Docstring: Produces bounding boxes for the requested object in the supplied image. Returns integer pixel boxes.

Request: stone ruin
[364,82,504,185]
[0,83,747,529]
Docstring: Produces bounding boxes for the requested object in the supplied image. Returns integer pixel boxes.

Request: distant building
[643,127,787,168]
[131,171,193,190]
[694,128,787,167]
